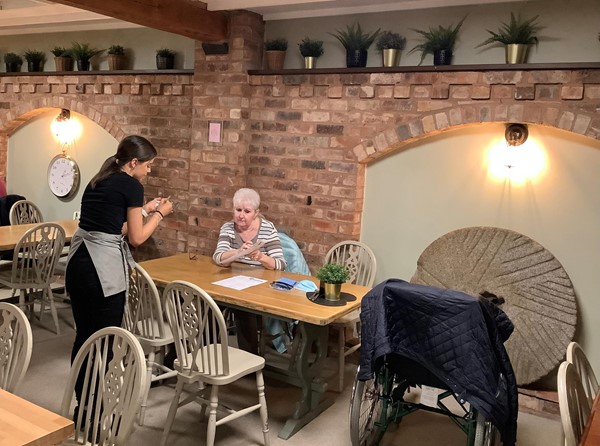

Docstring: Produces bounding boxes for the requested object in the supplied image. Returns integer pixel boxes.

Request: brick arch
[354,104,599,164]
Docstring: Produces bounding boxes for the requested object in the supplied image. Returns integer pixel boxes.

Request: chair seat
[176,344,265,386]
[0,270,39,290]
[136,319,175,350]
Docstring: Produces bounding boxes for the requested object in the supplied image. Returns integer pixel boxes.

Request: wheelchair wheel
[472,412,499,446]
[350,374,387,446]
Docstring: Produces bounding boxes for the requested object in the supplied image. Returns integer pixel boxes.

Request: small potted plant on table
[330,22,380,68]
[107,44,127,70]
[376,30,406,67]
[71,42,104,71]
[316,263,350,301]
[23,49,46,72]
[51,47,74,72]
[475,12,542,64]
[156,48,176,69]
[4,53,22,73]
[298,37,324,69]
[409,16,466,66]
[264,38,288,70]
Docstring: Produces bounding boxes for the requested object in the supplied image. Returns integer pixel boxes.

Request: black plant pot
[27,61,43,72]
[156,55,175,70]
[5,62,21,73]
[346,49,368,68]
[77,59,90,71]
[433,49,453,66]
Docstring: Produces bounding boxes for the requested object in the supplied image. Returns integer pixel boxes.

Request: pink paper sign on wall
[208,121,223,145]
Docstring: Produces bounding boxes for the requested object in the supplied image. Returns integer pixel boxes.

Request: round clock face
[47,154,80,198]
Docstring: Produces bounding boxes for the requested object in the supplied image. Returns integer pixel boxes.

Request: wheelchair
[349,354,498,446]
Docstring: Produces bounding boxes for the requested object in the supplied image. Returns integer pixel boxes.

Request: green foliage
[298,37,324,57]
[4,52,23,64]
[329,22,381,51]
[476,12,542,48]
[107,45,125,55]
[51,46,71,58]
[23,49,46,63]
[71,42,104,61]
[316,263,350,284]
[156,48,176,57]
[409,16,466,65]
[265,38,288,51]
[376,31,406,52]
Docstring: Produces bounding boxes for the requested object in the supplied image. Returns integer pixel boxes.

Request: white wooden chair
[566,341,599,407]
[325,240,376,392]
[161,281,270,446]
[60,326,146,446]
[123,264,176,425]
[558,361,592,446]
[9,200,43,225]
[0,223,65,334]
[0,302,32,393]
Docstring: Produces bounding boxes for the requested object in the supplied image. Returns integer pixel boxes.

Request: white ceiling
[0,0,532,36]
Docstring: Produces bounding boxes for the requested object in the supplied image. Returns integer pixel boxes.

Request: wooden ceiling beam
[50,0,228,41]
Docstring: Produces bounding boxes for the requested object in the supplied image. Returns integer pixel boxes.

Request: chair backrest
[558,361,592,446]
[163,281,230,376]
[0,302,33,392]
[60,326,146,445]
[9,200,44,225]
[567,341,599,405]
[10,223,65,288]
[123,264,168,342]
[324,241,377,287]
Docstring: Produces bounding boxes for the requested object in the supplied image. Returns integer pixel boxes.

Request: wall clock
[47,154,80,198]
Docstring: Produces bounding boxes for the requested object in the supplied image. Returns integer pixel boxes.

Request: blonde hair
[233,188,260,210]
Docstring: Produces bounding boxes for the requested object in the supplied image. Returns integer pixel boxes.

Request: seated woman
[213,188,286,353]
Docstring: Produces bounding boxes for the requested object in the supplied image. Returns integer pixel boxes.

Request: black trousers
[66,243,125,404]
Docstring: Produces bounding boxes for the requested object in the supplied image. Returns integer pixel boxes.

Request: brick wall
[0,12,599,269]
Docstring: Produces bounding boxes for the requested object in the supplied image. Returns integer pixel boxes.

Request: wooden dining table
[0,388,74,446]
[139,253,371,440]
[0,220,79,251]
[581,393,600,445]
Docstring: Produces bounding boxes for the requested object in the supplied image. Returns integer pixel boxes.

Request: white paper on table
[212,275,268,290]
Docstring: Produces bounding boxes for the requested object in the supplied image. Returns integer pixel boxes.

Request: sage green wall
[265,0,600,68]
[7,111,116,220]
[362,124,600,379]
[0,28,195,71]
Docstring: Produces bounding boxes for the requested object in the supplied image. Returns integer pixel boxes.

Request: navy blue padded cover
[358,279,518,446]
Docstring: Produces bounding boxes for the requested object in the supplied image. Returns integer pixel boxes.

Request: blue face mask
[294,280,318,292]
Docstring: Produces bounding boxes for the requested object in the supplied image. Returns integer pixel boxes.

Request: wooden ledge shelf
[249,62,600,76]
[0,69,194,76]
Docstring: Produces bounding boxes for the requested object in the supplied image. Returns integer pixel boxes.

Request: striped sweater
[212,218,286,270]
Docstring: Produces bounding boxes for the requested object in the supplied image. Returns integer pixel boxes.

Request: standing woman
[66,135,173,406]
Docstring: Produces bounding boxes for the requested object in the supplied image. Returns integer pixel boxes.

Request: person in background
[0,178,6,198]
[66,135,173,413]
[213,187,286,353]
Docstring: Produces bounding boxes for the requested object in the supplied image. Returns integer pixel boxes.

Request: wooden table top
[581,393,600,445]
[0,220,79,251]
[139,253,371,326]
[0,388,74,446]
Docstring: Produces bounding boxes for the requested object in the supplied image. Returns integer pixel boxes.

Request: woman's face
[130,158,154,181]
[234,200,258,230]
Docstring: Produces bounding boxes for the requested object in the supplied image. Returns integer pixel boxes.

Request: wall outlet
[73,211,80,220]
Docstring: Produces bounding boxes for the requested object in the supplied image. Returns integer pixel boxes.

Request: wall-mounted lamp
[505,123,528,147]
[51,108,79,149]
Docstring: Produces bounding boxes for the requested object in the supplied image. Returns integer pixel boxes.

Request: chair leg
[139,350,155,426]
[46,287,60,335]
[160,377,185,446]
[207,384,219,446]
[256,370,270,446]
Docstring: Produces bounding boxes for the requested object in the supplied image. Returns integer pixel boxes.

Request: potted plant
[376,30,406,67]
[475,12,543,64]
[51,46,73,72]
[156,48,176,69]
[107,44,127,70]
[23,49,46,72]
[409,16,467,66]
[330,22,380,68]
[71,42,104,71]
[4,52,22,73]
[315,263,350,301]
[264,38,288,70]
[298,37,324,69]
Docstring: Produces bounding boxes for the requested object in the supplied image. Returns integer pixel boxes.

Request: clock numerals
[48,155,80,198]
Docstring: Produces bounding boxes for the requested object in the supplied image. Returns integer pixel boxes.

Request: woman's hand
[143,197,161,214]
[156,198,174,216]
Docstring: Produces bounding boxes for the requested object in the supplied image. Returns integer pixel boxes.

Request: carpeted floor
[14,307,563,446]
